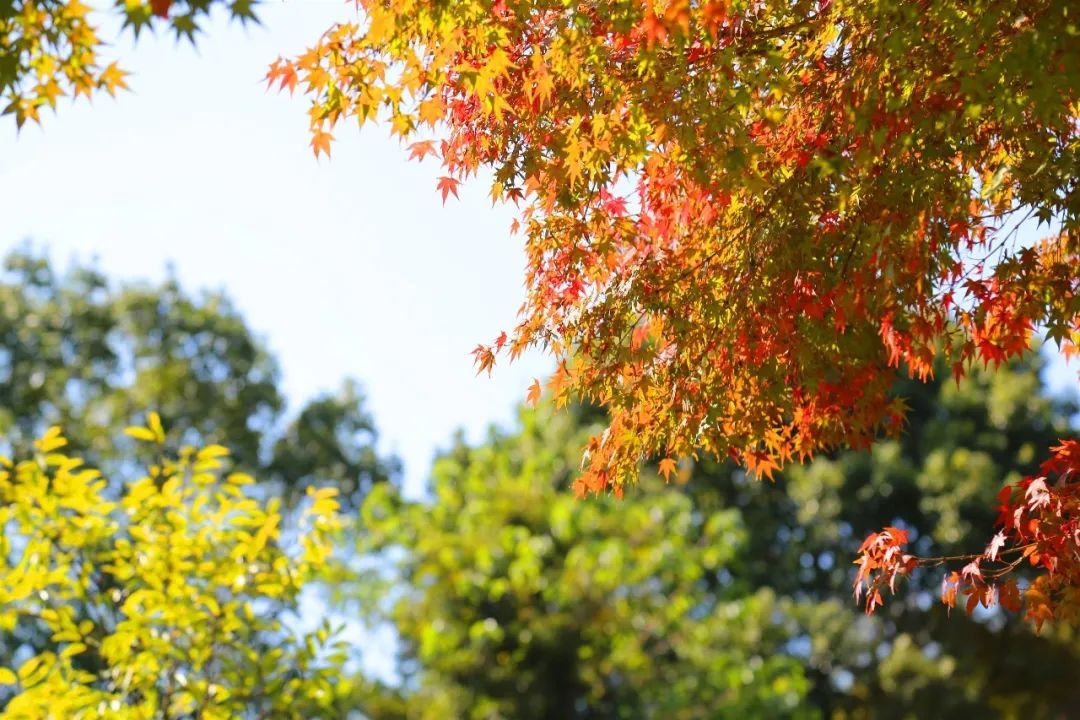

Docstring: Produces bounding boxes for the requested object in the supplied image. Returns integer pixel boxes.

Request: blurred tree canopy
[356,404,814,719]
[0,248,398,507]
[351,354,1079,719]
[687,353,1080,718]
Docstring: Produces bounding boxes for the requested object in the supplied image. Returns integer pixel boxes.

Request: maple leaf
[407,140,438,162]
[744,450,780,482]
[952,361,965,388]
[941,572,960,611]
[960,559,982,582]
[658,458,676,482]
[526,378,542,407]
[98,63,129,96]
[471,344,495,376]
[310,130,333,159]
[417,97,444,126]
[546,365,570,403]
[273,65,298,94]
[985,531,1007,562]
[1025,477,1051,512]
[1000,578,1022,613]
[437,176,460,205]
[639,12,668,47]
[150,0,171,18]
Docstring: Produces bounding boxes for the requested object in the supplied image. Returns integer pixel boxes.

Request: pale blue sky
[0,3,551,497]
[0,3,1075,499]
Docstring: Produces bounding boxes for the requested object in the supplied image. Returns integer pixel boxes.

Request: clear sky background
[0,2,1075,497]
[0,3,552,498]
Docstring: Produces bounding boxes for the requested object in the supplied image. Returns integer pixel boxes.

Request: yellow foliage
[0,426,348,718]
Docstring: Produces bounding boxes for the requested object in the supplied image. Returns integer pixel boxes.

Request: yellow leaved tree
[0,417,349,718]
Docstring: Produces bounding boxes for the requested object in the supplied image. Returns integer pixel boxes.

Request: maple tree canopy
[275,0,1077,485]
[272,0,1079,622]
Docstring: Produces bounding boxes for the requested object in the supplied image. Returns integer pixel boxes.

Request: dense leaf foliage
[355,405,813,719]
[351,358,1080,718]
[0,422,349,718]
[276,0,1079,621]
[277,0,1078,487]
[702,354,1080,716]
[0,249,398,508]
[0,0,254,126]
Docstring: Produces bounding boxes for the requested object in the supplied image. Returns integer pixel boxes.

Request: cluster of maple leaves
[267,0,1078,624]
[855,440,1080,629]
[1,0,129,127]
[2,0,259,128]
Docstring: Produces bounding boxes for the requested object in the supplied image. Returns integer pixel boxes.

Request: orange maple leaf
[310,130,333,159]
[471,344,495,376]
[417,97,445,126]
[658,458,677,481]
[407,140,438,162]
[745,450,780,481]
[527,378,542,407]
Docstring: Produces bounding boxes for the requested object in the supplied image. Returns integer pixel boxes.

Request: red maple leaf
[437,176,460,204]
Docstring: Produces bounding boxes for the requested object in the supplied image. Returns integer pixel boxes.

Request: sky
[0,3,552,498]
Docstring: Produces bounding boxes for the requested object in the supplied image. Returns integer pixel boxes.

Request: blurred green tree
[0,248,399,508]
[355,404,814,719]
[686,353,1080,718]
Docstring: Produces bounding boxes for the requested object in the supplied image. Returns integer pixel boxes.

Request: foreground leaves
[1,0,258,127]
[0,425,347,718]
[275,0,1079,631]
[276,0,1079,495]
[856,440,1080,630]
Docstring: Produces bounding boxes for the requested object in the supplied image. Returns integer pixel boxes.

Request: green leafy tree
[685,353,1080,718]
[350,354,1079,719]
[354,405,813,719]
[0,248,399,508]
[0,421,352,718]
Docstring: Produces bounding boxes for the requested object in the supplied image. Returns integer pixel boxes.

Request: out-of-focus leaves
[352,404,814,719]
[1,0,258,127]
[0,247,398,507]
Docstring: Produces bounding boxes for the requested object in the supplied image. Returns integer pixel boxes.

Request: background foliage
[355,405,813,719]
[0,253,1077,717]
[0,248,399,508]
[346,356,1080,719]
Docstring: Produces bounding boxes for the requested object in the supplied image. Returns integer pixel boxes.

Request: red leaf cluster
[860,440,1080,631]
[853,527,917,614]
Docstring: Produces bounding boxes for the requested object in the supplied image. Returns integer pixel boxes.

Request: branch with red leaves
[854,440,1080,631]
